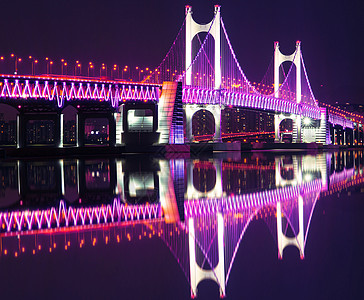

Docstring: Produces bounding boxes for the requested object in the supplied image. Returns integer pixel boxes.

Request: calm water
[0,151,363,299]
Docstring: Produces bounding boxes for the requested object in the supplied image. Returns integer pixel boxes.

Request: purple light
[0,75,161,108]
[0,199,162,234]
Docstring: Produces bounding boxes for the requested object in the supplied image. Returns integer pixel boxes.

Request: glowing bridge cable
[179,13,216,83]
[144,16,186,83]
[300,53,319,108]
[272,44,299,99]
[225,210,258,285]
[0,200,162,234]
[220,18,257,94]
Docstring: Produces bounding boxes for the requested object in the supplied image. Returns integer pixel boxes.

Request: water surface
[0,151,363,299]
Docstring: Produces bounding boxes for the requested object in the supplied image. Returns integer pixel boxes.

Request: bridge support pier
[115,109,123,146]
[121,103,159,145]
[185,104,222,143]
[274,113,303,143]
[293,115,302,143]
[274,114,281,142]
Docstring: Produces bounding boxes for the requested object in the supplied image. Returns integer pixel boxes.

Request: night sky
[0,0,363,104]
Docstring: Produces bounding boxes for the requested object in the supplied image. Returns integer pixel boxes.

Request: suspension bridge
[0,5,362,149]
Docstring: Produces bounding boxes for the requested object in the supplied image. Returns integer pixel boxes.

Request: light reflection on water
[0,151,363,299]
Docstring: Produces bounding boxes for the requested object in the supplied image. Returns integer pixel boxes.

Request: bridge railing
[0,75,161,108]
[0,199,162,234]
[182,86,322,119]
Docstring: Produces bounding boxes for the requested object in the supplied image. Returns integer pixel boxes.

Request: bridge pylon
[185,104,222,143]
[274,41,302,143]
[185,5,221,90]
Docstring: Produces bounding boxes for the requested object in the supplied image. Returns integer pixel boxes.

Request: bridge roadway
[0,73,359,147]
[0,5,362,148]
[0,74,161,106]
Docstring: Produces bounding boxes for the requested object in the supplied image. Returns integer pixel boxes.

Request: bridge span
[0,6,362,148]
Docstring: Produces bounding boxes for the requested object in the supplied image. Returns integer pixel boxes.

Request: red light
[28,56,32,59]
[35,60,38,63]
[10,54,14,57]
[0,57,3,60]
[18,58,22,62]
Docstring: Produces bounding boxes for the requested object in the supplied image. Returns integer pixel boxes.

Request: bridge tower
[188,212,226,298]
[185,5,222,143]
[274,41,302,143]
[185,5,221,89]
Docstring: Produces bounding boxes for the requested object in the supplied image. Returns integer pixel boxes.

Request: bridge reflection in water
[0,151,363,298]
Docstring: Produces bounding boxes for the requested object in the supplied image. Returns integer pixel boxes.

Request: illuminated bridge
[0,6,362,148]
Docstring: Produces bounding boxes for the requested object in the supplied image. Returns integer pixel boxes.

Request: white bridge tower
[185,5,221,89]
[274,41,302,143]
[185,5,222,143]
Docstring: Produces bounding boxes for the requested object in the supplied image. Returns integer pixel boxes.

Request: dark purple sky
[0,0,362,104]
